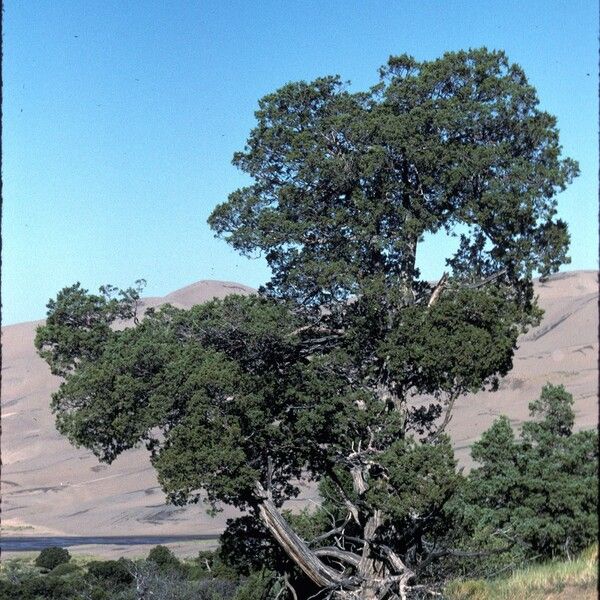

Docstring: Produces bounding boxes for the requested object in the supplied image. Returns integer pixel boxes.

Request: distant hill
[1,273,597,541]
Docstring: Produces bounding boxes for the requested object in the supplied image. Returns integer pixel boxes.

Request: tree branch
[379,544,413,576]
[417,543,514,573]
[428,273,448,307]
[255,483,346,588]
[283,572,298,600]
[430,390,460,440]
[326,469,362,525]
[468,268,508,289]
[314,547,362,567]
[310,514,352,546]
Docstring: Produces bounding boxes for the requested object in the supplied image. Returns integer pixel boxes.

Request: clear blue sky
[3,1,598,324]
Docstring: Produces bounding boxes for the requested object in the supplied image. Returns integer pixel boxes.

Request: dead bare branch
[314,547,362,567]
[428,272,448,307]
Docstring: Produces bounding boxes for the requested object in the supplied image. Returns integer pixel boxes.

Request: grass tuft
[445,544,598,600]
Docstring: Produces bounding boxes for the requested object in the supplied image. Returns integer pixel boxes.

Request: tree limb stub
[427,272,448,307]
[351,466,369,495]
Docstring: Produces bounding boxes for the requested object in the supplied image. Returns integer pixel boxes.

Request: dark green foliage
[87,558,134,587]
[0,556,245,600]
[147,545,181,570]
[526,382,576,438]
[128,560,239,600]
[381,286,536,395]
[195,578,239,600]
[220,516,287,576]
[209,49,576,308]
[49,562,81,577]
[191,550,240,581]
[38,294,322,506]
[0,581,20,600]
[462,385,598,562]
[35,546,71,571]
[34,281,145,378]
[367,436,460,526]
[87,588,109,600]
[35,49,581,596]
[232,570,277,600]
[0,575,81,599]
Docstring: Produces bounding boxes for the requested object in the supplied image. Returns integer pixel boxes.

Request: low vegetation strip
[1,544,596,599]
[445,544,598,600]
[0,545,243,599]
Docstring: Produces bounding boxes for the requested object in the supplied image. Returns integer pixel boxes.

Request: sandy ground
[1,273,597,558]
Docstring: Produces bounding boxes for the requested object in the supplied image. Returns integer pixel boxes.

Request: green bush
[196,578,239,599]
[192,550,218,579]
[147,545,181,570]
[0,559,40,585]
[19,575,80,599]
[0,580,22,600]
[87,558,133,587]
[49,562,81,577]
[35,546,71,571]
[233,571,276,600]
[189,550,240,582]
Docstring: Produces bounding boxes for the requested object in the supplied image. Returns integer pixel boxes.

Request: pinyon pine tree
[462,384,597,564]
[36,49,578,599]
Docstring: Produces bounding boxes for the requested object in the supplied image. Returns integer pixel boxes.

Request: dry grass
[445,545,598,600]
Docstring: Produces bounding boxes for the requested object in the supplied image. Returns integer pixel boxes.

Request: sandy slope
[1,273,597,548]
[447,271,598,466]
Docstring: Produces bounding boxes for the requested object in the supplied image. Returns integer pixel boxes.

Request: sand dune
[446,271,598,465]
[1,273,597,549]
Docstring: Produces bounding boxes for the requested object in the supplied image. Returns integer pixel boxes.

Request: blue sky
[3,0,598,324]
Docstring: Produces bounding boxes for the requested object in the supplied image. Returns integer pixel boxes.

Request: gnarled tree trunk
[255,482,414,600]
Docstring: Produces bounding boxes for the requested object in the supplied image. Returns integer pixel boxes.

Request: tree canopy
[209,48,576,306]
[36,49,583,600]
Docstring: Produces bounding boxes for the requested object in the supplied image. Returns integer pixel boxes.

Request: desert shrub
[18,574,80,599]
[232,570,277,600]
[87,558,134,587]
[35,546,71,571]
[82,585,110,600]
[188,549,240,582]
[147,544,181,571]
[0,580,22,600]
[127,560,236,600]
[413,385,599,584]
[196,578,239,599]
[188,550,215,580]
[50,562,81,577]
[0,559,40,584]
